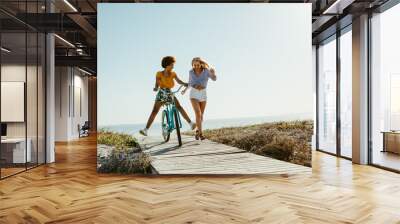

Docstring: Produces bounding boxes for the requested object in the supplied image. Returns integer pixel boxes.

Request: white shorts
[190,88,207,102]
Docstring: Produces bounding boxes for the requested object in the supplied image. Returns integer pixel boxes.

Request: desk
[382,131,400,154]
[1,138,31,163]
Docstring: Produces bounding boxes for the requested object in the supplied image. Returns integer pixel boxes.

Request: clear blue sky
[98,3,312,126]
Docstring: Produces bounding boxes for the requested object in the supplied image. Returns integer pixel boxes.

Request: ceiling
[0,0,395,75]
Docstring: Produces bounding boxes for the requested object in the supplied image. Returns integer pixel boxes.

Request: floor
[138,135,311,174]
[372,150,400,171]
[1,164,43,179]
[0,135,400,223]
[1,167,25,178]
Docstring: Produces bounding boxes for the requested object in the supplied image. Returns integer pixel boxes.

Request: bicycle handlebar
[159,85,187,95]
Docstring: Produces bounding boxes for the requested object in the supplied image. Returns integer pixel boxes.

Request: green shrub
[97,150,152,174]
[97,129,138,149]
[185,120,313,167]
[97,129,151,174]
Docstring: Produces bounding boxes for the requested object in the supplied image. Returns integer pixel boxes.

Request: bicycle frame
[163,103,182,132]
[160,86,185,132]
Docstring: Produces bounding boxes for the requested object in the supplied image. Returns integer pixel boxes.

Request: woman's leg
[174,97,192,124]
[190,99,202,133]
[199,101,207,123]
[145,101,163,129]
[198,101,207,140]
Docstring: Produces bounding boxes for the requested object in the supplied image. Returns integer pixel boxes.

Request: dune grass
[97,129,152,174]
[185,120,313,167]
[97,129,138,149]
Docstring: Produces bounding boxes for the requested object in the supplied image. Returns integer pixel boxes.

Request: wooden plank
[3,136,400,223]
[135,134,311,175]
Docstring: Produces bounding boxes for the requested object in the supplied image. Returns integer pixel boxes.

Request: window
[340,29,352,158]
[371,3,400,171]
[390,74,400,130]
[318,36,337,154]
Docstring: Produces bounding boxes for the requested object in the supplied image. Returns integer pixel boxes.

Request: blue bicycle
[159,85,186,146]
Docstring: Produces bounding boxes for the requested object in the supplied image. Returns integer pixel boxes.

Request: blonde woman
[188,57,217,140]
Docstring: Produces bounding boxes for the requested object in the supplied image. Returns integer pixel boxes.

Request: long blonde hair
[192,57,209,69]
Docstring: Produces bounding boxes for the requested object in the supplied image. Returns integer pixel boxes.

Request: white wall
[1,65,40,137]
[1,65,26,139]
[55,66,69,141]
[72,73,89,138]
[55,67,89,141]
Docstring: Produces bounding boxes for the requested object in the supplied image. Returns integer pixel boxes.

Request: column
[352,14,369,164]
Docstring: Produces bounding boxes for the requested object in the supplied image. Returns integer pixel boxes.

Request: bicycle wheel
[173,109,182,146]
[161,110,170,142]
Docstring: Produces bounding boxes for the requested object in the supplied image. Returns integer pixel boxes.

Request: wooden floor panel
[0,135,400,223]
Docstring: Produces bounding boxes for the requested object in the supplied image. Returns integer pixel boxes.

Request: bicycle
[159,85,187,146]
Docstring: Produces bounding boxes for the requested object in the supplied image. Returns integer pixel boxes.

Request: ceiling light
[54,34,75,48]
[78,67,92,76]
[322,0,354,15]
[63,0,78,12]
[76,48,84,55]
[1,47,11,53]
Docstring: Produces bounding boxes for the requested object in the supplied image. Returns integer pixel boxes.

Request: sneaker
[139,128,148,136]
[190,122,196,130]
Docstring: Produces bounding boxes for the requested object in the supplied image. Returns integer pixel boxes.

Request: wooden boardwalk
[135,135,311,175]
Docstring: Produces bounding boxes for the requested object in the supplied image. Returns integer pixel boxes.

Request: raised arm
[209,68,217,81]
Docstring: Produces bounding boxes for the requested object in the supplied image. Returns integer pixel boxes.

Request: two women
[140,56,217,141]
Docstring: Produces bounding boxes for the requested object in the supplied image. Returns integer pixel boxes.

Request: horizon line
[99,113,313,127]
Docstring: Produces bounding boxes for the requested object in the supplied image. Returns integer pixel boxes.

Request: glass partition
[0,31,28,177]
[27,31,38,169]
[317,36,337,154]
[0,1,46,179]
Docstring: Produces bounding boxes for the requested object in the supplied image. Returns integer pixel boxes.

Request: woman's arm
[209,68,217,81]
[154,75,160,91]
[174,75,188,87]
[188,71,193,87]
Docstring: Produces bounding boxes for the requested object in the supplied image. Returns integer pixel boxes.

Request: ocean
[99,113,313,136]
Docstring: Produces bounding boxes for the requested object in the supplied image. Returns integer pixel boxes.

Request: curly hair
[161,56,176,68]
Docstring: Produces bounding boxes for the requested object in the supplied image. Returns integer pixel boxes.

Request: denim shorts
[190,88,207,102]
